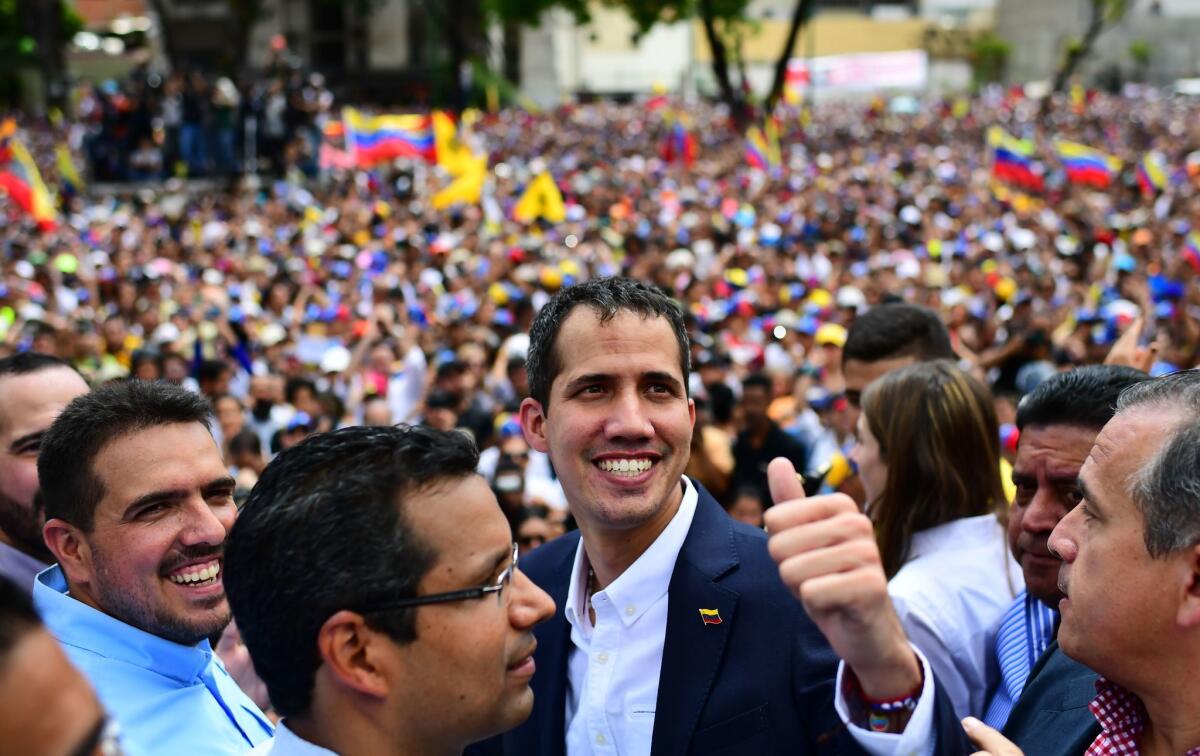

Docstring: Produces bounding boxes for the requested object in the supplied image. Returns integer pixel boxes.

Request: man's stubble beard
[0,488,55,564]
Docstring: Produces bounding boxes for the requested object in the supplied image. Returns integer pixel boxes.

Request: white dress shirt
[249,720,337,755]
[564,476,941,756]
[564,477,698,756]
[888,513,1023,720]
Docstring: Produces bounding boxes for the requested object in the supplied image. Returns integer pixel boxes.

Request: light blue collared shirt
[34,565,274,755]
[250,720,334,756]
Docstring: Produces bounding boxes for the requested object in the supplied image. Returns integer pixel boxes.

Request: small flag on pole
[1137,151,1168,198]
[699,608,722,626]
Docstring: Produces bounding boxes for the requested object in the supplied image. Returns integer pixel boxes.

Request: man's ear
[1178,544,1200,629]
[519,397,549,453]
[316,611,391,701]
[43,518,92,586]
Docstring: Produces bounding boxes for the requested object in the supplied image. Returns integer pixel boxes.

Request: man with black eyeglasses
[224,424,555,756]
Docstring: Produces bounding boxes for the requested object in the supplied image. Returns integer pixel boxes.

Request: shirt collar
[33,564,215,684]
[564,476,699,632]
[269,720,339,755]
[907,513,1002,561]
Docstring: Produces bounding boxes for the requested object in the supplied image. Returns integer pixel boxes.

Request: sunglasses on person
[359,542,519,612]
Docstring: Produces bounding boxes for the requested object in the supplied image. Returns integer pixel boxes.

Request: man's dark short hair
[227,429,261,457]
[0,576,40,661]
[197,359,230,384]
[1016,365,1148,432]
[285,377,317,405]
[0,352,79,380]
[842,303,954,366]
[741,373,773,395]
[224,424,480,718]
[526,277,690,410]
[38,381,213,532]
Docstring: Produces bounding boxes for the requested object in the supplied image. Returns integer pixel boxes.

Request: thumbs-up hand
[764,457,922,701]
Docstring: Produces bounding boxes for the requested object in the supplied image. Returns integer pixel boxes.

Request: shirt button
[596,733,607,745]
[596,652,609,664]
[625,606,636,616]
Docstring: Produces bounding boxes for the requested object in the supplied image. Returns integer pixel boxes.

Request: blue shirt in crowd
[33,565,274,755]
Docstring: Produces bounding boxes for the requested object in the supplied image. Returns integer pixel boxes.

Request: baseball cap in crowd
[287,412,314,432]
[815,323,847,348]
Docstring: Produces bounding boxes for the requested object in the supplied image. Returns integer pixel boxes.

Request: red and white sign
[785,50,929,99]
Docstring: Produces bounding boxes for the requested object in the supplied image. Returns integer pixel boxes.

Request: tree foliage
[486,0,814,123]
[1051,0,1127,92]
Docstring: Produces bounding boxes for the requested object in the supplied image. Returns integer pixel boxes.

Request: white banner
[785,50,929,97]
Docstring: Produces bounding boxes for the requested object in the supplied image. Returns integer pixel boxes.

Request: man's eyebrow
[1077,476,1104,514]
[8,431,44,453]
[464,545,512,585]
[122,476,237,519]
[562,373,611,392]
[643,371,684,389]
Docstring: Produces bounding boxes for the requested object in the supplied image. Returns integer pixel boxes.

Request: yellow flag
[513,172,565,224]
[433,111,476,177]
[432,153,487,209]
[56,145,84,192]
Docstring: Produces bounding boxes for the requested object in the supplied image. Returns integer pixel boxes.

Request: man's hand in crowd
[764,458,922,701]
[1104,315,1161,373]
[962,717,1024,756]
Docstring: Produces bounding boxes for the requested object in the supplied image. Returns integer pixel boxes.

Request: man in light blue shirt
[33,380,274,755]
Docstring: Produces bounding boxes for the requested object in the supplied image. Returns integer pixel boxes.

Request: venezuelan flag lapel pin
[699,608,722,626]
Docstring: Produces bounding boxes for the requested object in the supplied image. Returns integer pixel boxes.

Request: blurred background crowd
[2,0,1200,543]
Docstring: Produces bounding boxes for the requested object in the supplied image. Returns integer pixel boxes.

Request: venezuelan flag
[343,108,435,167]
[698,608,722,625]
[745,126,770,170]
[1137,151,1168,198]
[0,121,57,231]
[1055,139,1121,188]
[988,126,1043,192]
[1183,232,1200,275]
[661,116,696,168]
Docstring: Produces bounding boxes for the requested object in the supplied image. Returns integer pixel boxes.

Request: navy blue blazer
[1002,642,1099,756]
[469,483,971,755]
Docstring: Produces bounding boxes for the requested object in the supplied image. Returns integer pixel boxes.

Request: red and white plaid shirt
[1086,677,1200,755]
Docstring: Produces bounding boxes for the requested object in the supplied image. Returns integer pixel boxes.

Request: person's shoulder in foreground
[32,380,273,755]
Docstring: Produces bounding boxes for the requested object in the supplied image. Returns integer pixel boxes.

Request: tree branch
[766,0,814,112]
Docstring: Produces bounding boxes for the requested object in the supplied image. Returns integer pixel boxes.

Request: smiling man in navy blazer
[469,278,969,756]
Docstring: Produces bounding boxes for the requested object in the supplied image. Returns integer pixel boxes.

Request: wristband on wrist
[845,667,923,733]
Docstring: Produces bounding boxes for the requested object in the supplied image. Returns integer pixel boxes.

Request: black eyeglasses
[71,714,123,756]
[360,542,519,612]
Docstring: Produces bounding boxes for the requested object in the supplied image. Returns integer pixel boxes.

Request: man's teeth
[597,458,654,475]
[168,561,220,586]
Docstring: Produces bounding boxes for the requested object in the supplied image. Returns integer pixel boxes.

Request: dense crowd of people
[0,62,1199,755]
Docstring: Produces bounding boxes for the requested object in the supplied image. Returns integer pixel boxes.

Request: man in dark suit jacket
[1001,642,1098,756]
[471,278,970,756]
[962,372,1200,755]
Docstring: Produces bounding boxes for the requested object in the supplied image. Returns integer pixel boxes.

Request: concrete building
[994,0,1200,87]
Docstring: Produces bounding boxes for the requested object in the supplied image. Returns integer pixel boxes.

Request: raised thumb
[767,457,806,506]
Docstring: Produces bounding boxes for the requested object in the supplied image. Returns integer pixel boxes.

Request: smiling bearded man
[33,381,274,755]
